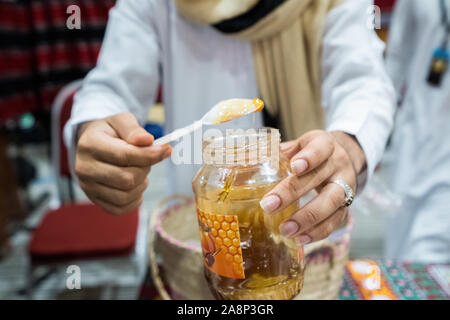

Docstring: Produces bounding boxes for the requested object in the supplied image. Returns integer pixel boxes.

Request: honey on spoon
[153,98,264,145]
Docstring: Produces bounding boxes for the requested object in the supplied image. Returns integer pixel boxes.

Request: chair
[26,80,149,299]
[50,79,82,203]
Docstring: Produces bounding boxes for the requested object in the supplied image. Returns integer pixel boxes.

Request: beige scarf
[175,0,345,140]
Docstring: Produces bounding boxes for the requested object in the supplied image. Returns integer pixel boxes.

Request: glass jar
[192,128,305,300]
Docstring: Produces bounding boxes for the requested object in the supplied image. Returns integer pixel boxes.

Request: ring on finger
[331,179,354,207]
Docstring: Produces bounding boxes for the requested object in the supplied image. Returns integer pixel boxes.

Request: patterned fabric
[0,0,115,122]
[339,260,450,300]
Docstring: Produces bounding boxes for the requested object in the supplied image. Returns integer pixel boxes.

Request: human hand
[75,112,172,214]
[259,130,365,244]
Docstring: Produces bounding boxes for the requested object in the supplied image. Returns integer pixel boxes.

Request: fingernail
[291,159,308,175]
[259,195,281,213]
[297,235,311,245]
[279,221,299,237]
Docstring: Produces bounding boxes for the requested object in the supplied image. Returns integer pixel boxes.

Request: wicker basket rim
[154,197,203,253]
[155,197,354,253]
[150,195,353,300]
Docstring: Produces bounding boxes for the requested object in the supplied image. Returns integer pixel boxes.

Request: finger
[280,130,324,159]
[91,195,144,216]
[278,183,345,238]
[290,132,335,176]
[78,131,172,167]
[280,140,298,155]
[106,112,154,147]
[76,158,151,191]
[80,178,148,208]
[296,208,348,244]
[260,159,335,214]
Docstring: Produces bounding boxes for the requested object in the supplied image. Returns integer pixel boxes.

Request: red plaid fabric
[374,0,396,12]
[0,0,115,123]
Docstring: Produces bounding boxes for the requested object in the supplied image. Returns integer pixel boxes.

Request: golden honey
[192,129,305,300]
[212,98,264,124]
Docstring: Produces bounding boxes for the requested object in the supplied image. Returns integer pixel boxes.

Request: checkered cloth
[340,260,450,300]
[0,0,115,122]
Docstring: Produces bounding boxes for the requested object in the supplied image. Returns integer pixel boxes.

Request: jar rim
[202,127,280,167]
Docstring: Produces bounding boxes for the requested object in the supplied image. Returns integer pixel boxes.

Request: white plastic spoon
[153,98,264,145]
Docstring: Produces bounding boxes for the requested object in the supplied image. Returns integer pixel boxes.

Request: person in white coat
[65,0,395,246]
[385,0,450,262]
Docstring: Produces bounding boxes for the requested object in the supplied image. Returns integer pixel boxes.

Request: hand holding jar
[193,129,305,300]
[260,130,366,245]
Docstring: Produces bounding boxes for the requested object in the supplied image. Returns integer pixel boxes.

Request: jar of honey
[192,128,305,300]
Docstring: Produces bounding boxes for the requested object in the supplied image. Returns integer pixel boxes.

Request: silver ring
[332,179,355,207]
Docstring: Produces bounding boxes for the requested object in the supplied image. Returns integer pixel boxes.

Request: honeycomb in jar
[197,210,245,279]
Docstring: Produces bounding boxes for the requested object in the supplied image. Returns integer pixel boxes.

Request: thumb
[106,112,154,147]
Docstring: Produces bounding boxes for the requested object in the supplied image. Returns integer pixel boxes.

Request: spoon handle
[153,120,203,145]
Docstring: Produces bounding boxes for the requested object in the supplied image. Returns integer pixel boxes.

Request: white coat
[385,0,450,262]
[65,1,395,206]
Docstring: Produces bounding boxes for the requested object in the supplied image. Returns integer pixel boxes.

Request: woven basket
[149,195,352,300]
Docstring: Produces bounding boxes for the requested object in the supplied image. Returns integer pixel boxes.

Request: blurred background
[2,0,433,300]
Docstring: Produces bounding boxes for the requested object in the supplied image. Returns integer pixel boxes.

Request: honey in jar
[192,128,305,300]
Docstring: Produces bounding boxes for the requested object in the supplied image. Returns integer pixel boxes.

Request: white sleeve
[64,0,161,159]
[322,0,396,182]
[385,0,417,96]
